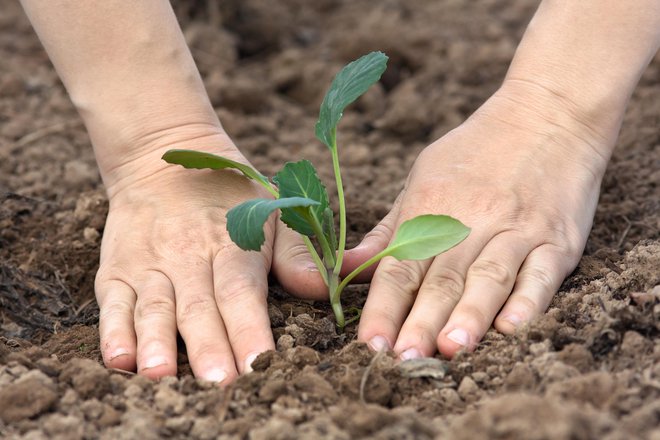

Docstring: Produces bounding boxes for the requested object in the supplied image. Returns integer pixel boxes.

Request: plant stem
[308,213,336,269]
[302,236,328,285]
[335,248,389,296]
[328,272,345,329]
[330,129,347,277]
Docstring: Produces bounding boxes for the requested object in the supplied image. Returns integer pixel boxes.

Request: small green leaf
[383,215,470,261]
[315,51,388,149]
[163,149,270,188]
[273,160,329,236]
[227,197,320,251]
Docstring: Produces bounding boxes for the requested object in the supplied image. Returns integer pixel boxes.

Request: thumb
[341,195,402,282]
[271,220,328,300]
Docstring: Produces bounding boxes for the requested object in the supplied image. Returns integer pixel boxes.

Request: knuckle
[216,273,267,303]
[454,304,489,331]
[226,319,257,347]
[468,258,514,287]
[186,340,230,364]
[277,243,311,265]
[510,294,542,316]
[518,265,555,293]
[406,319,440,343]
[562,227,585,261]
[366,222,395,244]
[135,294,175,320]
[420,267,465,305]
[540,218,586,263]
[379,261,423,293]
[95,267,125,292]
[177,294,216,324]
[100,298,135,322]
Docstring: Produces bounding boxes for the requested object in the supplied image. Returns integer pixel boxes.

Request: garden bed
[1,1,658,438]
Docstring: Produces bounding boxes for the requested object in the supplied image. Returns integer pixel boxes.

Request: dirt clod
[0,370,58,423]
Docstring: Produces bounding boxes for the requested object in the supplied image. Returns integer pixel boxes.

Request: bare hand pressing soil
[1,1,658,438]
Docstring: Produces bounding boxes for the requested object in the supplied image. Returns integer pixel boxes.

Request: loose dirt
[1,1,658,438]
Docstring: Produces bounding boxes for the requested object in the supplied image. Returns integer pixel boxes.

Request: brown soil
[1,1,659,438]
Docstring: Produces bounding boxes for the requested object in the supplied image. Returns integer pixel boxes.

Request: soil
[1,1,659,439]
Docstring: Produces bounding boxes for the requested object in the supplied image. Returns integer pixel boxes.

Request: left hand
[342,84,612,359]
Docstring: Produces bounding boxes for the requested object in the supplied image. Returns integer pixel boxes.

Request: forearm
[500,0,660,152]
[20,1,224,188]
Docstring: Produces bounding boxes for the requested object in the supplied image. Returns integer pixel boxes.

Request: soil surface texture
[1,1,659,439]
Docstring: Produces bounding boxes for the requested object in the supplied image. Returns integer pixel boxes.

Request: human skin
[20,0,660,382]
[342,0,660,359]
[19,0,325,383]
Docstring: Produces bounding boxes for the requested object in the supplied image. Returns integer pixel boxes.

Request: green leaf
[315,51,388,149]
[383,215,470,261]
[162,149,270,188]
[273,160,329,236]
[226,197,320,251]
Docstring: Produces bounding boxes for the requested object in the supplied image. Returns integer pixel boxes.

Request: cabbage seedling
[163,52,470,329]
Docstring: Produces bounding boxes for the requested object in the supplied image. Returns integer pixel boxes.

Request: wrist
[465,82,614,181]
[98,124,242,202]
[499,0,660,155]
[495,78,618,157]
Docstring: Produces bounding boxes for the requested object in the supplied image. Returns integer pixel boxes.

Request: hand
[343,83,612,359]
[95,130,324,382]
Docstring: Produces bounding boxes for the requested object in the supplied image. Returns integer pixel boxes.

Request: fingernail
[368,335,391,352]
[399,348,422,361]
[143,356,169,370]
[203,368,228,384]
[446,328,470,346]
[502,313,523,327]
[244,352,260,373]
[108,348,129,361]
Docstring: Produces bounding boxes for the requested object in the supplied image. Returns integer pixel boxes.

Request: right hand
[95,129,325,383]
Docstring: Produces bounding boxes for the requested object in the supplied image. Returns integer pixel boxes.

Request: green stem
[307,211,336,269]
[343,307,362,326]
[330,129,346,277]
[301,236,327,286]
[328,273,345,329]
[335,248,390,296]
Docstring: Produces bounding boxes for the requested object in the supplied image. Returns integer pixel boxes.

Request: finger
[133,270,178,378]
[341,192,404,282]
[214,248,275,375]
[437,232,530,358]
[357,257,430,352]
[494,244,573,334]
[392,233,486,360]
[173,261,238,384]
[96,277,137,372]
[272,220,327,300]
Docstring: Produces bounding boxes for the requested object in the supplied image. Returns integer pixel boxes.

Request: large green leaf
[315,51,388,149]
[273,160,329,236]
[162,149,270,188]
[383,215,470,261]
[226,197,320,251]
